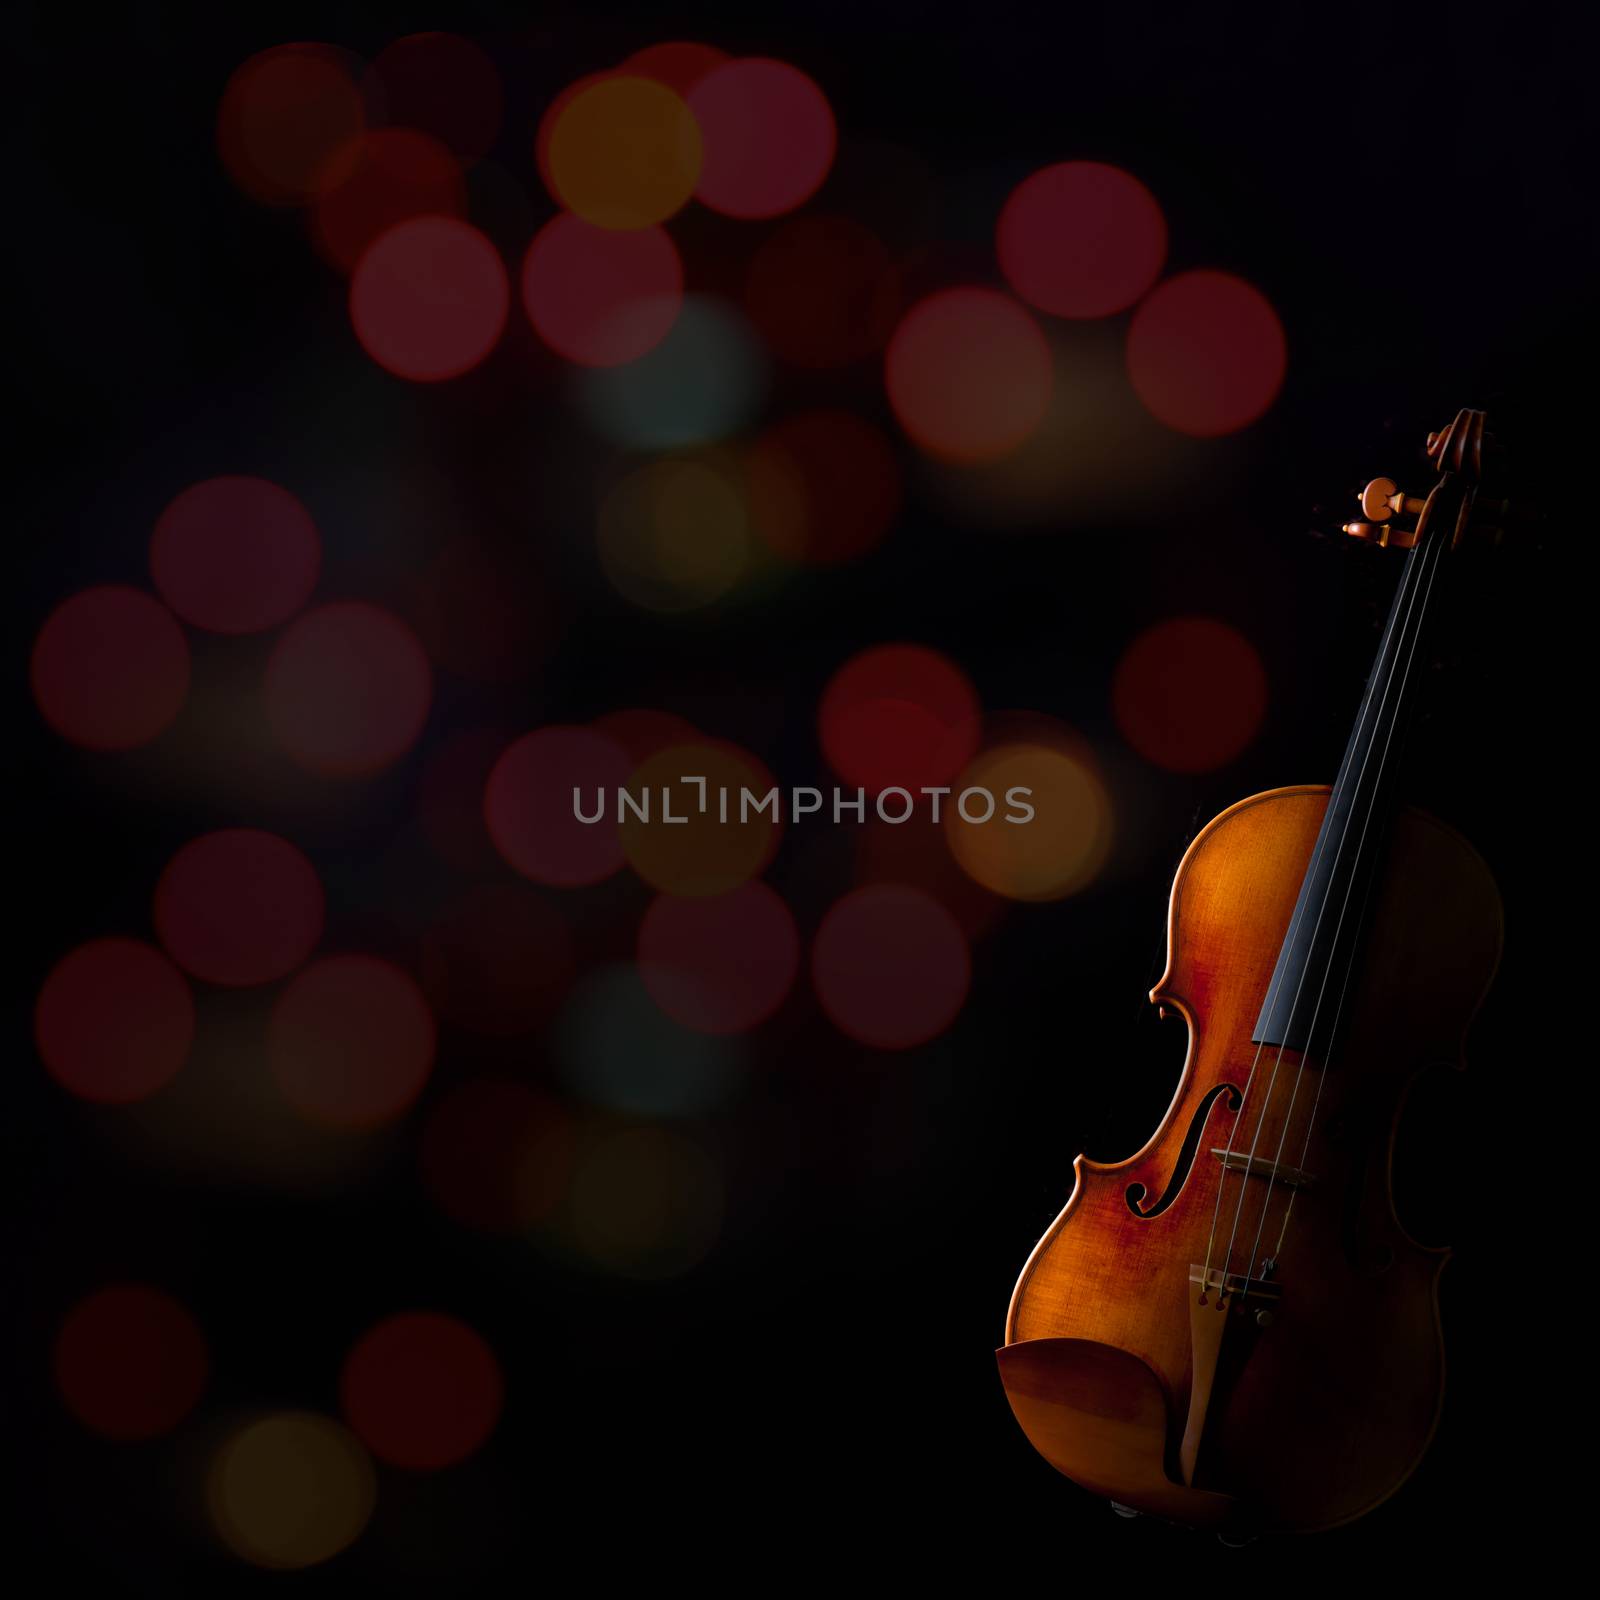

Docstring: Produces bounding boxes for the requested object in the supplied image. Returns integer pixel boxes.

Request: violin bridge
[1209,1148,1317,1189]
[1188,1264,1282,1303]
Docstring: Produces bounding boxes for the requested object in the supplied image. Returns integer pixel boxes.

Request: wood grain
[999,785,1501,1531]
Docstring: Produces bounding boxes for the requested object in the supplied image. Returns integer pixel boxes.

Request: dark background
[9,0,1583,1584]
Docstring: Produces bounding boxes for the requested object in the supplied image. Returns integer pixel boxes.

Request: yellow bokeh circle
[566,1125,723,1280]
[548,76,702,230]
[598,456,750,612]
[208,1411,376,1569]
[619,741,779,897]
[945,741,1112,900]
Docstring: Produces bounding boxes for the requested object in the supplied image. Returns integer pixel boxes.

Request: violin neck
[1252,526,1451,1051]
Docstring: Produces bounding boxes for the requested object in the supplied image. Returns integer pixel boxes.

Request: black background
[9,0,1584,1585]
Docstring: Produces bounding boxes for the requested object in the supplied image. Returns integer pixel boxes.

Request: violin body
[999,784,1501,1531]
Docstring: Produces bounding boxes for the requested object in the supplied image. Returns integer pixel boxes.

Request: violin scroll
[1342,407,1524,550]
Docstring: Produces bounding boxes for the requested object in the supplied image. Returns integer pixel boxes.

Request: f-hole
[1125,1083,1242,1218]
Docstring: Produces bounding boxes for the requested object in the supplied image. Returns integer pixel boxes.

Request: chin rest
[996,1338,1236,1528]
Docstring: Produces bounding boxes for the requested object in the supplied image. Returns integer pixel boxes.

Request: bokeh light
[598,454,751,612]
[619,740,781,896]
[945,739,1113,900]
[565,1125,722,1280]
[268,954,436,1128]
[264,601,432,776]
[419,883,573,1036]
[687,58,836,219]
[744,215,899,368]
[349,216,508,381]
[521,214,682,367]
[623,41,729,94]
[209,1413,375,1569]
[311,129,465,273]
[340,1311,503,1470]
[1125,270,1286,435]
[746,410,902,565]
[546,75,702,229]
[855,816,1004,939]
[116,1007,395,1195]
[534,72,610,198]
[819,644,981,794]
[556,966,741,1116]
[365,33,503,163]
[592,707,699,761]
[154,829,323,986]
[484,725,633,887]
[151,476,320,633]
[885,288,1052,462]
[812,884,970,1049]
[1112,616,1269,771]
[637,882,799,1034]
[31,586,188,750]
[419,1081,573,1232]
[218,44,365,205]
[54,1285,207,1439]
[36,939,193,1103]
[997,161,1167,318]
[576,295,765,448]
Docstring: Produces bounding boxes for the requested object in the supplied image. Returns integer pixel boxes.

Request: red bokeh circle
[350,216,509,381]
[638,882,800,1034]
[218,44,365,206]
[311,128,465,273]
[997,161,1167,318]
[55,1285,208,1440]
[521,214,683,367]
[687,58,836,219]
[269,954,436,1127]
[365,32,504,163]
[1125,270,1286,436]
[35,939,194,1103]
[340,1311,504,1470]
[151,476,320,634]
[484,726,633,887]
[812,885,971,1049]
[154,829,323,987]
[744,215,899,368]
[819,644,982,794]
[591,708,699,762]
[1112,616,1269,771]
[885,288,1052,462]
[264,602,432,776]
[622,42,729,95]
[31,587,189,751]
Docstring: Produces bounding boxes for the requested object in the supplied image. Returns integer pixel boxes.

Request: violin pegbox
[1343,408,1516,551]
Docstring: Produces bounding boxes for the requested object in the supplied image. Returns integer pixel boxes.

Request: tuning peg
[1343,520,1418,549]
[1359,477,1428,522]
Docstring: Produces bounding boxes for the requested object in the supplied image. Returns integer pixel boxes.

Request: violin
[997,410,1508,1534]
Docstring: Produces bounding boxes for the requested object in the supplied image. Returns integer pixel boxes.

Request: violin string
[1268,859,1379,1264]
[1194,524,1422,1304]
[1214,520,1444,1304]
[1194,806,1343,1302]
[1226,526,1445,1299]
[1237,523,1447,1295]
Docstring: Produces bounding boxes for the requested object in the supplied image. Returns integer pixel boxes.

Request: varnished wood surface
[1001,786,1501,1531]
